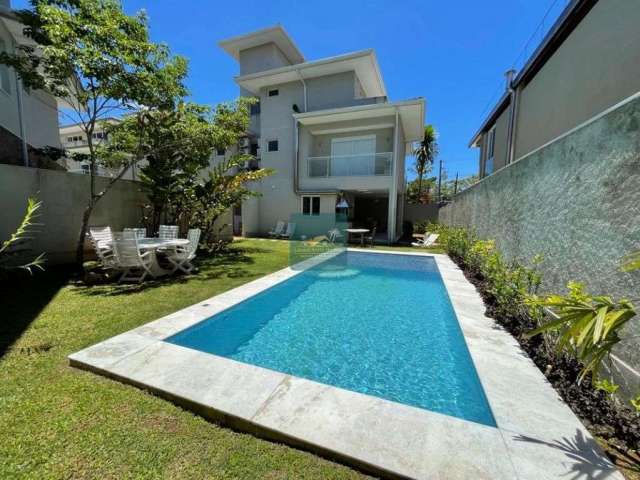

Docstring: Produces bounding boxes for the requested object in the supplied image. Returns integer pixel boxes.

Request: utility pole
[454,172,459,195]
[437,158,443,204]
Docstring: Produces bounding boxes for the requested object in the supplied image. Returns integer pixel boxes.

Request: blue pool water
[167,252,496,426]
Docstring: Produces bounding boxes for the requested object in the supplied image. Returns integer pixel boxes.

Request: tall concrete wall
[0,164,146,264]
[440,93,640,393]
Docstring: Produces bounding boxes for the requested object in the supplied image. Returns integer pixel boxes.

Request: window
[267,140,278,152]
[66,137,74,142]
[216,148,225,156]
[268,89,279,97]
[485,127,495,176]
[92,132,105,140]
[302,196,320,216]
[250,102,260,115]
[0,38,11,94]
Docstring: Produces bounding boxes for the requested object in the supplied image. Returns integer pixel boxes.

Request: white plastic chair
[328,228,344,243]
[167,228,201,274]
[412,233,439,248]
[158,225,179,240]
[279,222,296,239]
[89,226,117,268]
[111,232,154,283]
[268,220,285,238]
[123,227,147,239]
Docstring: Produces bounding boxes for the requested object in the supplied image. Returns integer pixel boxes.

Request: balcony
[307,152,392,178]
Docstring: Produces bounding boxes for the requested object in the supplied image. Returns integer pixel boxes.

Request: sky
[14,0,571,180]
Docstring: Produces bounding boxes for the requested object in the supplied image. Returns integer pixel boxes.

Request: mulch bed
[449,254,640,477]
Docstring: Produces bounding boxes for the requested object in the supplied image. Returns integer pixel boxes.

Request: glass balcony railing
[307,152,393,177]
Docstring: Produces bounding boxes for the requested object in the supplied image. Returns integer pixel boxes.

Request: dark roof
[469,0,598,146]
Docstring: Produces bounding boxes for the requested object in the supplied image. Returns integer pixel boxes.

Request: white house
[218,26,425,243]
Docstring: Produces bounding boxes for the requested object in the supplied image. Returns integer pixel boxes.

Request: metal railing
[307,152,393,177]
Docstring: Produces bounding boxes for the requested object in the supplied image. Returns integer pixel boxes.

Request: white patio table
[110,237,190,277]
[344,228,370,247]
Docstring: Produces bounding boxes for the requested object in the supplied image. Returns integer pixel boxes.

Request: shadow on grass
[513,429,626,480]
[0,267,70,359]
[73,245,269,298]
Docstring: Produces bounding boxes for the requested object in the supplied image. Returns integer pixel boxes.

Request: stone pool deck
[69,249,622,480]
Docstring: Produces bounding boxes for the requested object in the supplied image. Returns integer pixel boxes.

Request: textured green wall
[440,94,640,394]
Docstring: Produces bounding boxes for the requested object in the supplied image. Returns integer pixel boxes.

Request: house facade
[0,1,62,168]
[58,119,139,180]
[219,26,424,243]
[470,0,640,178]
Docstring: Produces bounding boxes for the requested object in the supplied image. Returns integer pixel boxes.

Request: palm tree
[413,125,439,201]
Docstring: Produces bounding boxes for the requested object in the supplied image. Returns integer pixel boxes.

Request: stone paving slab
[69,248,622,480]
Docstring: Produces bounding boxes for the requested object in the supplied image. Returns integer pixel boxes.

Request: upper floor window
[268,89,279,97]
[302,196,320,216]
[92,132,105,140]
[67,135,84,143]
[0,38,11,94]
[267,140,278,152]
[250,101,260,115]
[485,127,495,176]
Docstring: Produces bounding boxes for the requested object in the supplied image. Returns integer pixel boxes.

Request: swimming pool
[167,251,495,427]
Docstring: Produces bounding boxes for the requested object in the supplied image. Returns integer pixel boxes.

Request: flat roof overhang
[294,99,425,142]
[235,50,387,99]
[218,25,305,65]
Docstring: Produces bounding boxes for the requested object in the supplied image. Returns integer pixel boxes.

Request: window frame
[0,37,11,95]
[301,195,321,216]
[484,126,496,176]
[268,89,279,97]
[267,140,278,152]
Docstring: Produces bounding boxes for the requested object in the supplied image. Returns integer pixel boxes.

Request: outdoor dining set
[88,225,200,283]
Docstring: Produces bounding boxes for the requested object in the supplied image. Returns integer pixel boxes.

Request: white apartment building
[218,26,425,242]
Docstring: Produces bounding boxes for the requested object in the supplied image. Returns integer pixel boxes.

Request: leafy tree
[106,98,273,246]
[412,125,438,198]
[0,0,187,269]
[406,176,436,204]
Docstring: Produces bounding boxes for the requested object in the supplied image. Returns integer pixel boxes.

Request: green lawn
[0,238,438,479]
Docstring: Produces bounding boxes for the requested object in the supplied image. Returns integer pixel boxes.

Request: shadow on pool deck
[512,429,623,480]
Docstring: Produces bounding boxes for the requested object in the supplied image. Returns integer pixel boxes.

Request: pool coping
[68,247,622,480]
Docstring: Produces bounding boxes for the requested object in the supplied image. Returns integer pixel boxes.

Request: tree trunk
[75,202,94,270]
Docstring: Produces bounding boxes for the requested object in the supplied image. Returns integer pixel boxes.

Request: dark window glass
[268,89,279,97]
[250,102,261,115]
[312,197,320,215]
[216,148,225,156]
[250,143,258,156]
[268,140,278,152]
[302,196,320,216]
[302,197,310,215]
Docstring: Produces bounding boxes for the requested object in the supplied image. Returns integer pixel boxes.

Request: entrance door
[331,135,376,176]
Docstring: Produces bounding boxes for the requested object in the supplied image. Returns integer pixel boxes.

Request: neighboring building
[218,26,425,242]
[58,118,139,180]
[470,0,640,178]
[0,1,63,169]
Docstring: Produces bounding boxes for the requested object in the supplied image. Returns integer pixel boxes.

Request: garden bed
[451,255,640,479]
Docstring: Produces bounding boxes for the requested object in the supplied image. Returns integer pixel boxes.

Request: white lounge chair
[279,222,296,239]
[158,225,179,240]
[167,229,201,274]
[112,233,154,283]
[412,233,439,248]
[328,228,344,243]
[268,220,285,237]
[123,227,147,239]
[89,225,117,269]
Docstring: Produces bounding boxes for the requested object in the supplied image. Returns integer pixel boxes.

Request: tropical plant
[0,197,45,275]
[107,98,273,248]
[412,125,438,201]
[0,0,188,269]
[621,251,640,272]
[526,282,636,383]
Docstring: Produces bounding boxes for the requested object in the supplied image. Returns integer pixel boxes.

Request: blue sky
[15,0,570,179]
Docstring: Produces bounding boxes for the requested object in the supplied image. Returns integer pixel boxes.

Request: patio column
[387,110,400,243]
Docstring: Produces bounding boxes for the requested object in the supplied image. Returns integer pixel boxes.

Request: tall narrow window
[250,101,260,115]
[302,196,320,216]
[0,38,11,94]
[485,127,495,176]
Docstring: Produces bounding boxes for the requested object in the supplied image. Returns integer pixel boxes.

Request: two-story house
[218,26,424,243]
[0,0,63,168]
[469,0,640,178]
